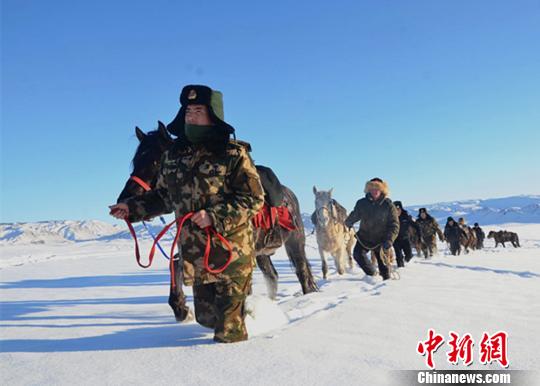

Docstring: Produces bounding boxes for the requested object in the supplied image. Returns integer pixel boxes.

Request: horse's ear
[157,121,171,141]
[135,127,146,142]
[313,186,317,194]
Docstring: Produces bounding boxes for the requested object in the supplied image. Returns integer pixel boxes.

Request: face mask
[184,124,216,143]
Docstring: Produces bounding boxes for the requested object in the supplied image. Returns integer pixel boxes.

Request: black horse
[117,123,318,321]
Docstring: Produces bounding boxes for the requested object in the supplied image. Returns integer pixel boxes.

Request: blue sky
[1,0,539,223]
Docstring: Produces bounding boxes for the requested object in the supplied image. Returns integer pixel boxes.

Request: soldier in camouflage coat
[416,208,445,257]
[110,85,264,343]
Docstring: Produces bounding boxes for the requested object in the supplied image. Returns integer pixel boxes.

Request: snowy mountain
[303,195,540,231]
[301,213,314,232]
[2,195,539,245]
[0,219,174,245]
[406,195,540,226]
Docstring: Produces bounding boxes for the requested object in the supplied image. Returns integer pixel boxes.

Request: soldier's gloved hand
[109,203,129,219]
[192,210,213,229]
[382,240,392,251]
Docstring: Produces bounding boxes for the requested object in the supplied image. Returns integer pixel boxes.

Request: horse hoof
[174,308,194,323]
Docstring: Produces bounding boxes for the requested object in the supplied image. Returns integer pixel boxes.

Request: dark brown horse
[117,123,318,321]
[460,226,477,254]
[487,230,520,248]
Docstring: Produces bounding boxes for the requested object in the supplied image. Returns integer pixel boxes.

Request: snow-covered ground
[1,223,539,385]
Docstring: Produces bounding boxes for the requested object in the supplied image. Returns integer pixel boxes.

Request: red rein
[122,176,234,288]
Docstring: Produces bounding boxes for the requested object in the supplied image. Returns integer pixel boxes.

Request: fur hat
[364,177,389,196]
[419,208,427,214]
[447,216,455,222]
[167,85,235,138]
[393,201,403,210]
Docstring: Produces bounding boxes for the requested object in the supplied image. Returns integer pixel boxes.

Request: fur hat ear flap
[364,178,389,196]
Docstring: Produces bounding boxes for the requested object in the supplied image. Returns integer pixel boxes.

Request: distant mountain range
[302,195,540,231]
[0,219,174,245]
[2,195,539,245]
[406,195,540,226]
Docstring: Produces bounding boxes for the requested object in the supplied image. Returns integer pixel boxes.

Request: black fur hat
[419,208,427,214]
[167,85,235,140]
[393,201,403,210]
[447,216,455,222]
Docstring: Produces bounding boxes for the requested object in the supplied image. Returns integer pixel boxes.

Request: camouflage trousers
[193,274,252,343]
[422,234,438,257]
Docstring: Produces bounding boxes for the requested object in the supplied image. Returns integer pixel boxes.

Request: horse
[117,123,318,321]
[311,187,355,279]
[487,230,520,248]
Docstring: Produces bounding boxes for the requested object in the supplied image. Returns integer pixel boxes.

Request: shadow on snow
[0,271,171,289]
[416,261,540,278]
[0,270,215,352]
[0,323,215,352]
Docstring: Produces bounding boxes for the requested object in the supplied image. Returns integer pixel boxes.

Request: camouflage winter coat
[123,140,265,286]
[344,194,399,249]
[417,215,444,241]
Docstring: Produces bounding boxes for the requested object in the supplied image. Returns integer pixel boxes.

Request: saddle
[252,165,295,232]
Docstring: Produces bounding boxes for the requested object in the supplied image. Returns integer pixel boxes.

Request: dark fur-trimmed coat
[345,194,399,249]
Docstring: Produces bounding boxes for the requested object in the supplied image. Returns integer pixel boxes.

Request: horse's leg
[319,246,329,280]
[256,254,279,300]
[370,251,378,273]
[168,256,193,322]
[284,231,319,294]
[335,245,346,275]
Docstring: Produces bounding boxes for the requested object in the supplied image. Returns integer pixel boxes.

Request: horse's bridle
[316,200,336,225]
[130,175,152,192]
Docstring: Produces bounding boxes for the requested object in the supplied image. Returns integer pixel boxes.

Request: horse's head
[487,231,495,239]
[313,186,335,227]
[117,121,173,202]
